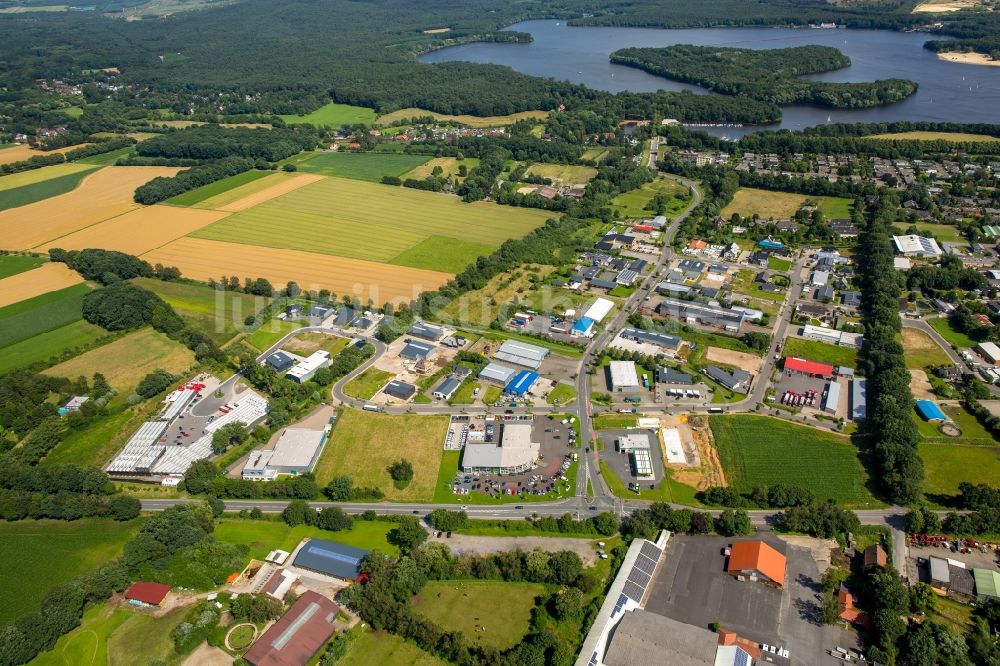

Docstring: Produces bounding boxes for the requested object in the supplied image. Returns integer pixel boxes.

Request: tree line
[133,156,256,204]
[135,125,318,161]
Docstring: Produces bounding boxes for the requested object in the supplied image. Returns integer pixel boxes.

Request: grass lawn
[599,460,699,504]
[0,320,108,375]
[928,317,978,348]
[902,327,952,369]
[783,336,858,369]
[134,277,264,346]
[411,580,543,651]
[164,169,272,206]
[610,177,690,218]
[710,415,879,506]
[547,382,577,406]
[892,221,966,243]
[0,254,44,279]
[868,130,999,143]
[920,442,1000,498]
[721,188,852,220]
[730,269,786,303]
[525,163,597,184]
[337,627,446,666]
[31,604,132,666]
[484,385,503,403]
[287,152,430,182]
[943,404,995,442]
[244,318,301,352]
[106,606,188,666]
[43,326,195,393]
[767,256,792,272]
[593,414,638,429]
[0,282,91,348]
[214,517,397,559]
[927,596,974,634]
[314,409,447,500]
[279,102,377,126]
[0,166,97,211]
[449,379,481,405]
[0,519,139,623]
[343,367,395,400]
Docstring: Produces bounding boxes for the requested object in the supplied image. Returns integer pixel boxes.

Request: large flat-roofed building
[977,341,1000,366]
[400,339,436,361]
[619,328,682,352]
[726,540,786,587]
[292,539,369,582]
[242,428,325,480]
[801,324,863,349]
[461,421,539,474]
[602,609,723,666]
[609,360,640,391]
[479,362,518,385]
[851,379,867,421]
[407,322,444,341]
[893,234,942,257]
[783,356,834,379]
[383,380,416,401]
[494,339,549,370]
[505,370,539,397]
[823,381,841,414]
[285,351,331,383]
[243,591,339,666]
[656,297,745,333]
[584,297,615,323]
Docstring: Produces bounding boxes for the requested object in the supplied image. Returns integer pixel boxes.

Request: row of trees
[0,490,139,522]
[701,483,816,509]
[133,156,255,204]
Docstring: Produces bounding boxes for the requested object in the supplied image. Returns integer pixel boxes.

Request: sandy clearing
[430,533,599,565]
[203,173,324,212]
[909,368,936,400]
[2,166,181,250]
[0,142,92,166]
[0,262,85,307]
[706,347,762,374]
[936,51,1000,66]
[141,236,452,305]
[43,205,229,255]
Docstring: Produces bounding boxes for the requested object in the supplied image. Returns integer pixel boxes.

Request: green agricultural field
[0,162,94,192]
[314,409,447,500]
[188,170,297,209]
[190,176,549,270]
[928,316,978,348]
[783,337,858,369]
[920,442,1000,498]
[581,148,610,162]
[32,604,132,666]
[76,146,136,166]
[344,367,394,400]
[400,156,479,183]
[0,519,139,623]
[164,169,272,206]
[388,236,495,272]
[133,277,264,345]
[214,517,396,559]
[710,415,878,506]
[244,318,301,352]
[279,102,377,126]
[0,283,92,348]
[0,166,97,211]
[411,581,544,651]
[525,163,597,184]
[337,627,446,666]
[0,254,44,279]
[0,320,108,375]
[610,177,690,218]
[289,152,431,182]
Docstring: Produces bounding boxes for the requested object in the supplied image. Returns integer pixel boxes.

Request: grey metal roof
[602,610,717,666]
[292,539,368,580]
[407,323,444,340]
[620,327,681,350]
[400,340,435,360]
[657,367,693,384]
[434,377,461,398]
[384,380,416,399]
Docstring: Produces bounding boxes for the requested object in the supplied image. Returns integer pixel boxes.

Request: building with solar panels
[292,538,369,582]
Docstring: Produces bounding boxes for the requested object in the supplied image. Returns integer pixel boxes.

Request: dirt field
[141,236,451,305]
[914,0,982,12]
[706,347,761,374]
[910,368,936,400]
[182,644,232,666]
[195,172,324,212]
[0,262,85,308]
[935,51,1000,66]
[671,414,727,490]
[0,143,92,166]
[525,163,597,185]
[428,533,599,565]
[2,166,181,249]
[42,205,228,254]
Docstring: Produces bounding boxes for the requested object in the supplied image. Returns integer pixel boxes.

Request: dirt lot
[431,533,600,565]
[910,368,936,400]
[672,414,726,490]
[706,347,761,374]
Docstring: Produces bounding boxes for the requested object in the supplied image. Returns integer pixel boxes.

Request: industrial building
[292,539,369,582]
[400,339,437,361]
[243,591,339,666]
[893,234,942,257]
[461,421,540,475]
[383,380,416,401]
[584,297,615,323]
[505,370,539,397]
[571,316,595,337]
[822,381,841,414]
[851,379,867,421]
[241,428,326,481]
[704,365,750,394]
[432,376,462,401]
[285,350,331,383]
[783,356,834,379]
[609,360,641,391]
[976,341,1000,366]
[915,400,946,423]
[656,297,745,333]
[800,324,862,349]
[479,362,518,385]
[657,367,693,385]
[408,322,444,341]
[618,328,682,352]
[494,339,549,370]
[125,582,172,608]
[726,540,787,587]
[617,433,654,478]
[265,351,295,372]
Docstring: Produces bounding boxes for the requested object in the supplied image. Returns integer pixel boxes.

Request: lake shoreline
[936,51,1000,67]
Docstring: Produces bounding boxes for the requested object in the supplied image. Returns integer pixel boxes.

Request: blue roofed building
[505,370,539,397]
[571,317,595,338]
[292,538,369,582]
[915,400,946,423]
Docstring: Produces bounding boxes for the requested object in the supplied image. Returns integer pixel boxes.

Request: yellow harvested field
[914,0,981,11]
[721,188,811,220]
[868,130,999,142]
[0,162,95,191]
[196,172,324,212]
[0,263,84,308]
[0,143,92,166]
[42,327,195,392]
[142,237,452,305]
[525,163,598,185]
[1,166,181,250]
[935,51,1000,66]
[46,205,229,255]
[376,108,548,128]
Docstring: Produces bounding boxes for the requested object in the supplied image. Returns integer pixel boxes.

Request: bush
[136,369,176,399]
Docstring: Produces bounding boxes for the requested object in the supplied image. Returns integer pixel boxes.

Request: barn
[292,539,369,582]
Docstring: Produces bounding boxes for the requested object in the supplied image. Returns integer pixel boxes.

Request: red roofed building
[124,582,172,607]
[726,540,786,587]
[244,591,339,666]
[838,588,871,627]
[783,356,834,379]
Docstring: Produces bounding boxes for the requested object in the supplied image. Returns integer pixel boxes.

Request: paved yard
[429,533,600,566]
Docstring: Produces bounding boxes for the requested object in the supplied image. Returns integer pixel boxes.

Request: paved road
[901,316,963,366]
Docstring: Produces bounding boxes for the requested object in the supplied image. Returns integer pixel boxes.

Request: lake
[420,20,1000,138]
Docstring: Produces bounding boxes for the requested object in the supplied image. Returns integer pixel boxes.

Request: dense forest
[611,45,918,108]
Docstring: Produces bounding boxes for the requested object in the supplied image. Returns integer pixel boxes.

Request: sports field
[902,327,953,368]
[710,415,878,506]
[133,277,264,345]
[411,580,543,651]
[0,254,44,279]
[868,130,998,142]
[721,188,853,220]
[0,519,138,623]
[49,205,228,255]
[214,518,396,559]
[610,177,691,218]
[280,102,377,126]
[313,409,448,500]
[375,108,547,127]
[783,337,859,369]
[0,282,91,348]
[289,151,431,182]
[920,442,1000,498]
[163,168,272,206]
[43,327,195,392]
[0,262,85,307]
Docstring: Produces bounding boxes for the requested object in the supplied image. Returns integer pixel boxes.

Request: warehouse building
[432,377,462,401]
[495,339,549,370]
[400,339,437,361]
[726,540,786,588]
[292,539,369,582]
[657,367,693,385]
[851,379,867,421]
[584,297,615,323]
[656,297,745,333]
[976,341,1000,366]
[704,365,750,394]
[618,327,682,352]
[286,351,331,383]
[609,360,640,391]
[974,568,1000,603]
[461,421,540,475]
[479,362,518,385]
[383,380,416,401]
[915,400,946,423]
[893,234,942,257]
[822,381,841,414]
[244,591,339,666]
[571,316,595,337]
[783,356,834,379]
[505,370,539,397]
[241,428,326,481]
[408,322,444,341]
[265,351,295,372]
[801,324,863,348]
[617,433,654,479]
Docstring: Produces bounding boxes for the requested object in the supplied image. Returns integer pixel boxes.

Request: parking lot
[772,372,828,409]
[598,428,666,492]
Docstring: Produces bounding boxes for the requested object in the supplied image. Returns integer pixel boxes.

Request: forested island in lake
[610,44,919,108]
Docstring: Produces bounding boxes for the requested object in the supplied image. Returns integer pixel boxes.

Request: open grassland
[289,152,431,182]
[581,148,610,162]
[0,283,91,348]
[401,156,479,182]
[721,187,853,220]
[928,316,978,348]
[783,336,859,369]
[163,168,271,206]
[411,581,543,651]
[1,166,181,250]
[375,108,547,127]
[433,266,556,327]
[77,146,136,166]
[902,327,953,368]
[106,607,187,666]
[244,318,301,352]
[344,367,395,400]
[0,167,98,211]
[525,163,598,184]
[337,627,446,666]
[280,102,377,126]
[388,236,496,273]
[142,236,450,305]
[45,408,136,468]
[314,409,447,500]
[31,604,132,666]
[0,143,91,166]
[710,415,878,506]
[0,163,95,191]
[920,442,1000,498]
[134,278,264,345]
[0,320,107,375]
[0,520,138,623]
[192,172,321,211]
[0,254,44,279]
[0,262,84,308]
[283,332,350,356]
[214,517,396,559]
[869,131,998,142]
[43,327,195,392]
[50,205,228,255]
[611,177,690,218]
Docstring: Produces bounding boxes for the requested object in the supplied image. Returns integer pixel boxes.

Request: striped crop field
[0,163,96,192]
[191,172,321,211]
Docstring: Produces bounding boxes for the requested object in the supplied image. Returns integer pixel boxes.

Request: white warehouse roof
[893,234,941,256]
[495,339,549,369]
[609,360,640,388]
[584,297,615,323]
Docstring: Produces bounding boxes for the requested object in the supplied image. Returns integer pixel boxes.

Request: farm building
[479,362,518,385]
[505,370,539,397]
[400,339,437,361]
[704,365,750,394]
[584,297,615,322]
[408,322,444,341]
[893,234,942,257]
[656,297,745,333]
[619,328,682,352]
[383,380,416,401]
[864,544,887,569]
[243,591,339,666]
[609,360,640,391]
[286,351,331,383]
[432,377,462,401]
[974,568,1000,602]
[822,381,841,414]
[571,316,595,337]
[292,539,369,582]
[976,342,1000,366]
[726,541,786,588]
[851,379,867,421]
[263,568,298,601]
[494,339,548,370]
[241,428,325,481]
[461,422,540,475]
[657,367,693,385]
[915,400,946,423]
[783,356,834,379]
[265,351,295,372]
[930,556,950,588]
[125,582,172,607]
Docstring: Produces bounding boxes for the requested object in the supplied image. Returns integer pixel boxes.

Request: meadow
[868,130,999,142]
[525,163,597,184]
[289,151,431,182]
[401,156,479,182]
[31,604,133,666]
[920,442,1000,498]
[344,367,395,400]
[282,331,350,357]
[375,108,547,128]
[0,262,84,308]
[782,336,859,369]
[43,326,195,393]
[279,101,377,126]
[244,318,301,352]
[411,581,544,651]
[0,283,91,348]
[163,168,272,206]
[891,222,965,243]
[710,415,878,506]
[928,316,978,348]
[902,327,953,368]
[0,320,108,375]
[337,627,446,666]
[44,407,137,468]
[721,187,853,220]
[0,519,139,623]
[610,177,690,218]
[0,254,44,279]
[214,517,396,559]
[134,277,264,345]
[314,409,448,500]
